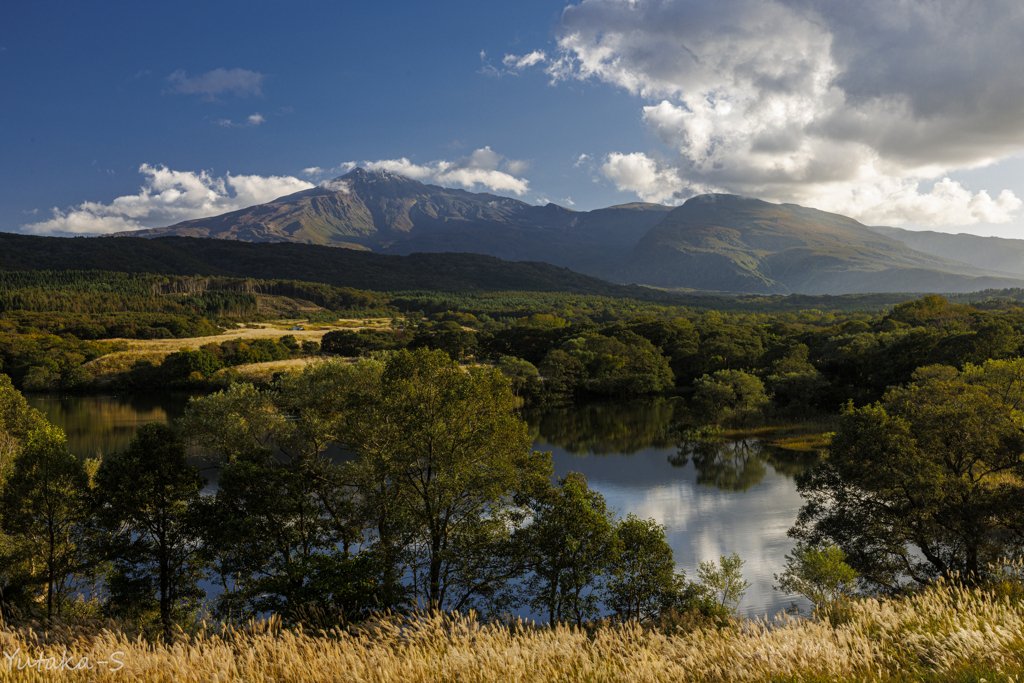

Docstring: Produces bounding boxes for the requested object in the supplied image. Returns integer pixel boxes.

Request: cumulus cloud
[167,68,264,98]
[355,147,531,195]
[537,0,1024,226]
[601,152,689,204]
[21,164,313,235]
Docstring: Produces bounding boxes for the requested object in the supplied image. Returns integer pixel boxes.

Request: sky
[5,0,1024,238]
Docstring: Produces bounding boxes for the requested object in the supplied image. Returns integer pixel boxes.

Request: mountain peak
[340,167,409,182]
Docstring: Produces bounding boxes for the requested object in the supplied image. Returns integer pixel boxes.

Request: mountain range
[117,168,1024,295]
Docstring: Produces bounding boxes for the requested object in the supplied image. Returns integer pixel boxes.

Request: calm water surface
[28,393,816,619]
[524,400,817,618]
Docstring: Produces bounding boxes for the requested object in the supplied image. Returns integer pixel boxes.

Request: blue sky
[5,0,1024,238]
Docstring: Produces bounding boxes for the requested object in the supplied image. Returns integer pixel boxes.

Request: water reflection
[26,393,195,459]
[524,399,678,455]
[525,398,820,618]
[671,439,819,492]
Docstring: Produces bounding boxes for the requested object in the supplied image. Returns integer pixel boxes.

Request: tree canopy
[791,359,1024,589]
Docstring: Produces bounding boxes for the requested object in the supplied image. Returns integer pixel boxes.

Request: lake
[27,393,816,619]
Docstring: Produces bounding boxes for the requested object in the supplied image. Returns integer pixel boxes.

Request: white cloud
[167,68,264,99]
[564,197,576,206]
[574,153,591,168]
[810,177,1023,228]
[303,162,356,180]
[482,51,549,77]
[216,112,266,128]
[318,179,351,193]
[538,0,1024,226]
[356,147,531,195]
[22,164,313,235]
[601,152,692,204]
[503,51,547,70]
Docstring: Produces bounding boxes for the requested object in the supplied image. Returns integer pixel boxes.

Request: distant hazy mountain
[615,194,1024,294]
[866,225,1024,277]
[120,169,1024,295]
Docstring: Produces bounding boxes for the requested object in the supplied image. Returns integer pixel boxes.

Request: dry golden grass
[2,581,1023,682]
[81,319,394,383]
[228,357,332,381]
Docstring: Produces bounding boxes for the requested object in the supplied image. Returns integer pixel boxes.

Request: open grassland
[82,318,393,381]
[2,582,1023,682]
[117,318,393,354]
[228,357,330,381]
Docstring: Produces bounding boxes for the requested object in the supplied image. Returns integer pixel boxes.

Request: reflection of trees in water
[670,439,819,492]
[26,393,195,459]
[524,399,678,456]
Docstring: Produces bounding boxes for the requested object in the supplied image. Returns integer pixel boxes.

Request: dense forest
[7,268,1024,417]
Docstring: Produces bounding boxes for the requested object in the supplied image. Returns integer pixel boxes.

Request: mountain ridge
[615,194,1019,294]
[113,169,1024,295]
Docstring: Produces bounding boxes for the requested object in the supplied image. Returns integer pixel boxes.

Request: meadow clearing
[80,319,393,383]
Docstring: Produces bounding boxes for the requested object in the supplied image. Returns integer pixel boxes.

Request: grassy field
[1,580,1022,682]
[82,318,392,382]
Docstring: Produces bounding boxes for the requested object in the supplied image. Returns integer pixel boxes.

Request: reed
[2,580,1022,682]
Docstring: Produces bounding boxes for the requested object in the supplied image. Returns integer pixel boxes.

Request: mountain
[865,225,1024,277]
[119,170,1024,295]
[127,168,671,275]
[615,194,1024,294]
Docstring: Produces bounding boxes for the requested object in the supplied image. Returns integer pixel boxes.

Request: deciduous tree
[791,360,1024,590]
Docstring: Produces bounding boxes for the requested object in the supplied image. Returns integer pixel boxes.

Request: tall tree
[0,424,91,619]
[524,472,619,626]
[604,514,688,622]
[96,423,207,637]
[0,373,53,618]
[180,376,372,621]
[340,349,552,613]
